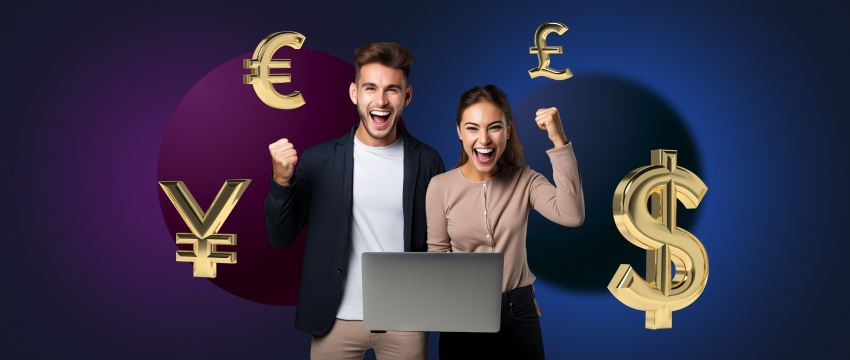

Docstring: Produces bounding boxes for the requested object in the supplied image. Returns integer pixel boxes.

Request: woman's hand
[531,284,541,317]
[535,107,568,148]
[534,298,541,317]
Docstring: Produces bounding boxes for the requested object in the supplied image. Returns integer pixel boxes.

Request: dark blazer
[264,123,446,335]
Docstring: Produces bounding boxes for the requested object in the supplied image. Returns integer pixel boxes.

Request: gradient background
[4,1,848,358]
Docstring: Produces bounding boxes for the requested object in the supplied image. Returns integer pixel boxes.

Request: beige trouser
[311,319,428,360]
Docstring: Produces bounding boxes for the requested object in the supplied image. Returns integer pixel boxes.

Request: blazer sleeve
[528,142,585,227]
[432,152,446,176]
[264,147,312,249]
[426,176,452,252]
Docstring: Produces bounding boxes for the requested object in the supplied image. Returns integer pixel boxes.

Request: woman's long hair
[453,85,526,170]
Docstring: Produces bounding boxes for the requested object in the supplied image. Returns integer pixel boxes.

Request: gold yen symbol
[529,22,573,80]
[159,180,250,278]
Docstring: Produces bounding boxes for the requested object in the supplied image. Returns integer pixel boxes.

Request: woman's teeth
[474,147,495,164]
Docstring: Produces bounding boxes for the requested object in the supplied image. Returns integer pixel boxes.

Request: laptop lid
[362,252,503,333]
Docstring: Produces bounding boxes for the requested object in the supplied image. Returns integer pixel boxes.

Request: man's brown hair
[353,42,414,85]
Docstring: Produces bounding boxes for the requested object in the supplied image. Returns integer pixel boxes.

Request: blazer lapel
[402,129,420,252]
[337,124,357,226]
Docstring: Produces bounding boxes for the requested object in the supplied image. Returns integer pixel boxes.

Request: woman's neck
[460,161,500,182]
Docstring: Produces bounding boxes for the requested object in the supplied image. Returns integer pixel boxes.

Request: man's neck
[354,123,399,147]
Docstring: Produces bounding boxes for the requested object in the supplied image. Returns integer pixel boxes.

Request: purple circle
[157,48,403,305]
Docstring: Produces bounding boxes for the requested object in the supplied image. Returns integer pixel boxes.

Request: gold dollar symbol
[529,22,573,80]
[608,150,708,329]
[243,31,306,109]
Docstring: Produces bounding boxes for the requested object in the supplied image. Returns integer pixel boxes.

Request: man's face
[349,63,412,140]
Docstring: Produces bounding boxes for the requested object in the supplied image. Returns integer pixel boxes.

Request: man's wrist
[273,176,291,187]
[271,171,292,187]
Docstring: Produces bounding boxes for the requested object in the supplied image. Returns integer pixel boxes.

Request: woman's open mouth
[370,109,391,128]
[473,147,495,164]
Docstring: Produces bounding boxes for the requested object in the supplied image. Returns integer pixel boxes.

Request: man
[265,42,445,360]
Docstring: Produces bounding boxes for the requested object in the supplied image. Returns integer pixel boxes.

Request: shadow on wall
[511,74,703,293]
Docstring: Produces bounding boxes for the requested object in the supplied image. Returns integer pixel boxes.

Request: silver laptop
[362,252,503,333]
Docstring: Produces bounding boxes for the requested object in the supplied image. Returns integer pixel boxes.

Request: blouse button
[484,211,487,214]
[486,234,491,238]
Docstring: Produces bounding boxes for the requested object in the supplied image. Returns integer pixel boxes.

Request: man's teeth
[475,148,494,154]
[370,110,390,116]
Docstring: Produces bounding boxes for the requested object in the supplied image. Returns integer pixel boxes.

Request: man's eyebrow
[361,82,404,90]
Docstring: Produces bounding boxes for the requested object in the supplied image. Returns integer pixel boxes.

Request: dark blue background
[4,0,848,358]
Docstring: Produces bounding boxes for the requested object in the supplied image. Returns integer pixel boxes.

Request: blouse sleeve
[426,176,452,252]
[528,142,585,227]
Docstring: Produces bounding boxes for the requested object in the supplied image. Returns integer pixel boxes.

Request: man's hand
[534,107,568,148]
[269,138,298,186]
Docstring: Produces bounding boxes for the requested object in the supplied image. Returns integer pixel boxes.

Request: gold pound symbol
[244,31,306,109]
[159,180,251,278]
[529,22,573,80]
[608,150,708,329]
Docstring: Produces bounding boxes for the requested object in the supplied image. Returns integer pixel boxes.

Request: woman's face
[457,100,508,177]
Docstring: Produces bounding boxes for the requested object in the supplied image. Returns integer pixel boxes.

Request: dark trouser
[439,285,544,360]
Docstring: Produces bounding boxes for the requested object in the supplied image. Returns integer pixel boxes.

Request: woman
[426,85,585,359]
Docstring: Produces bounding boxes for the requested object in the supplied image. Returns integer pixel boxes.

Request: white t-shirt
[335,133,405,320]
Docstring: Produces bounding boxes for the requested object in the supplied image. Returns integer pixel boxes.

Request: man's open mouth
[370,109,392,128]
[473,147,495,164]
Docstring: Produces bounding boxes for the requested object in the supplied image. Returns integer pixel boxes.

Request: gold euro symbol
[244,31,306,109]
[608,150,708,329]
[159,180,250,278]
[529,22,573,80]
